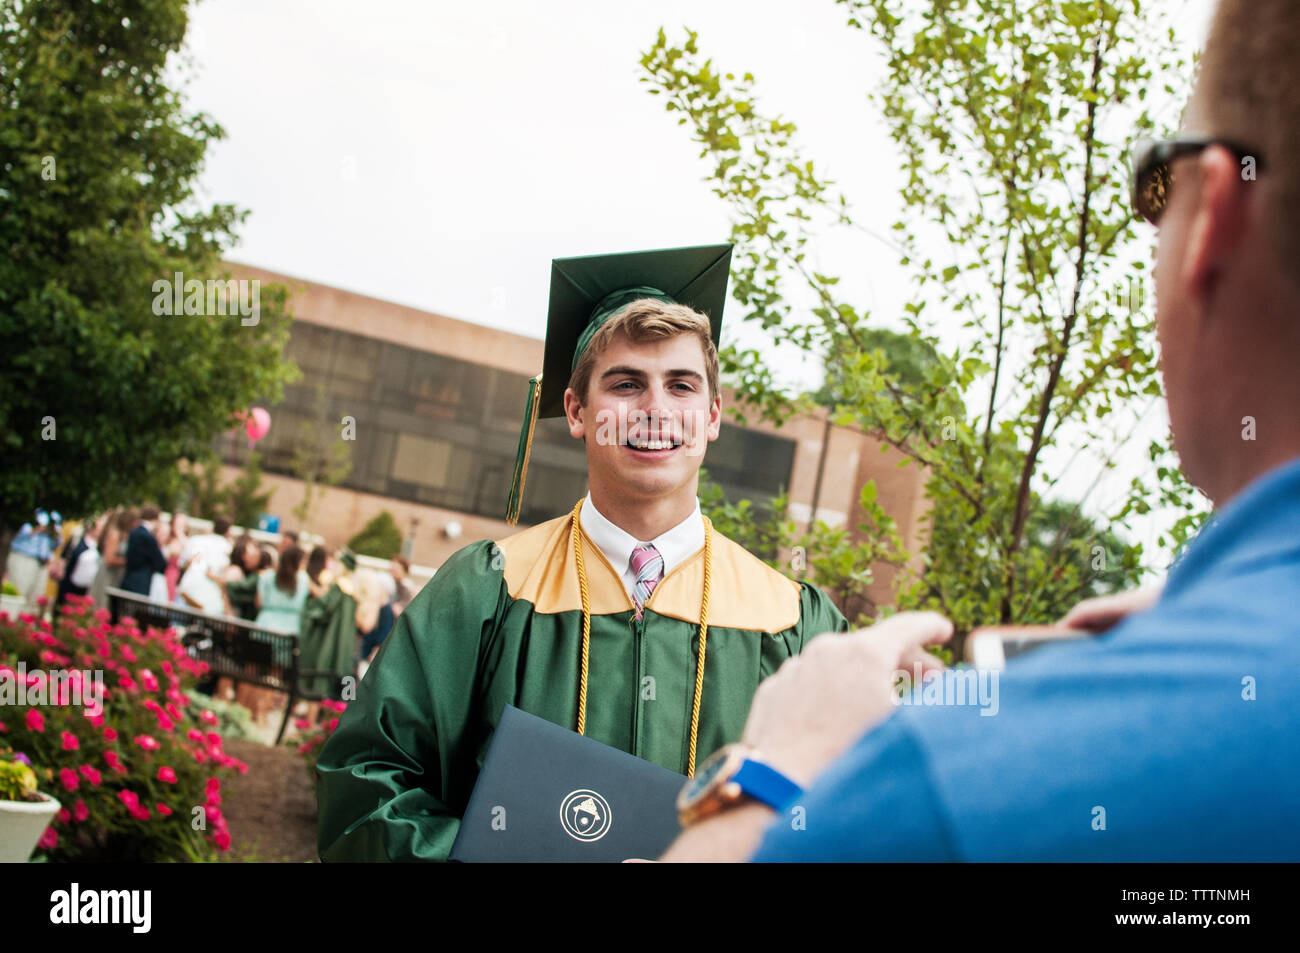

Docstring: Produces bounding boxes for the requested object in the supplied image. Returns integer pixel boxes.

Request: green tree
[699,468,907,627]
[641,1,1207,633]
[180,454,230,520]
[224,451,273,528]
[809,327,939,407]
[348,511,403,560]
[0,0,298,565]
[289,385,353,526]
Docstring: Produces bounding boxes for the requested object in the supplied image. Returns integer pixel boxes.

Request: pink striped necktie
[630,543,664,620]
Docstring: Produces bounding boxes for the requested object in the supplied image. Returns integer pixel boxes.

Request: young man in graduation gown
[316,244,849,861]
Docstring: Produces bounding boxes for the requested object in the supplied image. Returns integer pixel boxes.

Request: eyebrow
[600,366,705,385]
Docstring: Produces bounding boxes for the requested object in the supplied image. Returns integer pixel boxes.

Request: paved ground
[220,738,319,863]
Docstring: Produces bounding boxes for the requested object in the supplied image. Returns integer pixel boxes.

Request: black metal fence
[106,587,340,744]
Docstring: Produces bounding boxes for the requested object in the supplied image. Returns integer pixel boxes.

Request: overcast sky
[179,0,1219,565]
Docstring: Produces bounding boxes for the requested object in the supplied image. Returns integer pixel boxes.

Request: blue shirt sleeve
[752,713,960,862]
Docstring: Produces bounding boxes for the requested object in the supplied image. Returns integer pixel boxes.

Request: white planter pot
[0,794,61,862]
[0,593,26,618]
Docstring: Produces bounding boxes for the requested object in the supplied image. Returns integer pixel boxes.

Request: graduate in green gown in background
[316,244,849,861]
[297,549,361,698]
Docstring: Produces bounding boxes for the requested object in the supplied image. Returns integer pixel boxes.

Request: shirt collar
[580,493,704,578]
[1162,454,1300,602]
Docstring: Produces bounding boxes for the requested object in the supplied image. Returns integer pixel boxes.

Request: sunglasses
[1130,137,1263,225]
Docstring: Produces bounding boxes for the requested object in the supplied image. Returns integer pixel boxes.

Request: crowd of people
[4,505,420,684]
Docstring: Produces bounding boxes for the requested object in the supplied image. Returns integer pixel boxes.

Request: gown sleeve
[315,541,506,862]
[797,580,852,644]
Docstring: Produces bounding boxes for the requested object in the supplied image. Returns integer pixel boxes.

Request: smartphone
[964,625,1093,670]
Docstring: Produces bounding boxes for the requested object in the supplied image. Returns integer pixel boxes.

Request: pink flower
[118,789,140,809]
[156,803,173,817]
[213,830,231,851]
[200,710,218,727]
[103,726,118,741]
[140,669,159,692]
[134,734,160,751]
[58,768,79,792]
[156,713,174,732]
[105,750,127,774]
[25,710,44,733]
[327,718,339,732]
[37,826,57,850]
[56,808,71,824]
[85,712,104,727]
[0,720,7,733]
[118,675,136,691]
[165,703,182,722]
[130,805,151,821]
[157,766,178,784]
[142,699,161,713]
[206,777,221,794]
[73,799,89,822]
[61,731,79,751]
[187,729,204,743]
[205,731,222,747]
[120,645,137,663]
[78,764,102,786]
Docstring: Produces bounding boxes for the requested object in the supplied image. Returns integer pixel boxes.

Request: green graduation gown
[297,580,359,698]
[315,510,848,861]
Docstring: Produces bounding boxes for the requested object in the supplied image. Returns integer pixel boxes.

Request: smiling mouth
[624,435,683,452]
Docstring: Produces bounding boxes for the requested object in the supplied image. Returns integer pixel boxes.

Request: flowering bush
[183,688,255,741]
[0,748,41,801]
[0,595,245,861]
[289,698,348,783]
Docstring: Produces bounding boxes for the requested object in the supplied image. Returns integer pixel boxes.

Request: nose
[638,381,677,432]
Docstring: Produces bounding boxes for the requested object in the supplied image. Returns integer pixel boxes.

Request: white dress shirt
[69,538,100,589]
[579,494,704,602]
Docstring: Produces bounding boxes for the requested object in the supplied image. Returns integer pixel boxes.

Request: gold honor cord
[569,498,713,777]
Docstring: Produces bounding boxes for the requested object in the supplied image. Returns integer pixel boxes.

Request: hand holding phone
[964,625,1092,669]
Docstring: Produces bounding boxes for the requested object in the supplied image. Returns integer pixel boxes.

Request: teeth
[630,439,676,450]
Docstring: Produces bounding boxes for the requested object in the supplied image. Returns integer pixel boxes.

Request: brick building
[217,263,929,617]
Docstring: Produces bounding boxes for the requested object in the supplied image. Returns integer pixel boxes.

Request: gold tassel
[570,498,713,777]
[505,374,543,525]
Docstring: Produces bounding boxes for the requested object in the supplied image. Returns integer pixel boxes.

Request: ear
[706,394,722,441]
[563,387,585,439]
[1181,145,1252,300]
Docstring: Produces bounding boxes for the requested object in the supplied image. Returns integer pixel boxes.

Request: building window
[227,324,795,525]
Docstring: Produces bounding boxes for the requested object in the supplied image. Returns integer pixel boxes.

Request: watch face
[681,747,731,806]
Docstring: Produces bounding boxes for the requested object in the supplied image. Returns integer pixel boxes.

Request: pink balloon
[245,407,271,443]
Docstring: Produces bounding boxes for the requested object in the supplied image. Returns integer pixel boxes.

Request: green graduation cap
[505,243,733,524]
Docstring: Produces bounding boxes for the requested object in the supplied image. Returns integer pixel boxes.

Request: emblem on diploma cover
[560,789,612,842]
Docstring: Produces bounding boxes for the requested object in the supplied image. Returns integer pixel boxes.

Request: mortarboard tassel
[505,373,543,525]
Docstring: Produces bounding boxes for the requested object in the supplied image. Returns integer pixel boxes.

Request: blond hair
[352,569,385,634]
[567,298,720,405]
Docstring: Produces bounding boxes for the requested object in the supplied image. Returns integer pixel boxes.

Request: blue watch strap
[732,758,803,811]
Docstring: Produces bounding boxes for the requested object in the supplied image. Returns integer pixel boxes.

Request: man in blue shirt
[5,509,60,614]
[661,0,1300,862]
